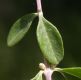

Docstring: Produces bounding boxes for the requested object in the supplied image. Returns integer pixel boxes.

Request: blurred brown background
[0,0,81,80]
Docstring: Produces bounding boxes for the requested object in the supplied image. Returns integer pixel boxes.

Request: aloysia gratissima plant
[7,0,81,80]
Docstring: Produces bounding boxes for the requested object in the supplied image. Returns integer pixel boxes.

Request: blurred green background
[0,0,81,80]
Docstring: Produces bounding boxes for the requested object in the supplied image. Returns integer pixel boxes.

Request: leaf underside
[7,13,37,47]
[59,67,81,79]
[37,16,64,64]
[31,71,43,80]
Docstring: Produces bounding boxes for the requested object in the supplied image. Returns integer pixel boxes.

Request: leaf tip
[7,38,13,47]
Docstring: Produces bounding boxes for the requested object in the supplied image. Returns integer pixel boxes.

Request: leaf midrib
[41,18,58,63]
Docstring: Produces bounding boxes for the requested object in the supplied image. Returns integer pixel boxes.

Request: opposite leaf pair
[7,12,64,65]
[7,12,81,80]
[31,67,81,80]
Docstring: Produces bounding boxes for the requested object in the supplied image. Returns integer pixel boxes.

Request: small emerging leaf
[59,67,81,79]
[31,70,43,80]
[37,16,64,64]
[7,13,37,46]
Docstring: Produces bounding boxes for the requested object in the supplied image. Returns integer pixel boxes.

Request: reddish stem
[36,0,42,12]
[44,68,53,80]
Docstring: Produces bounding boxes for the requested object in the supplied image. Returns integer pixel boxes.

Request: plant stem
[36,0,53,80]
[44,68,53,80]
[36,0,42,12]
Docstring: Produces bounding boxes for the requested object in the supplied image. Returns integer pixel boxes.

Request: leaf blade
[37,16,64,64]
[31,71,43,80]
[7,13,37,46]
[59,67,81,79]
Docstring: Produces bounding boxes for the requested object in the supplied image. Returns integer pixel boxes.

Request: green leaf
[7,13,37,46]
[36,16,64,64]
[59,67,81,79]
[31,70,43,80]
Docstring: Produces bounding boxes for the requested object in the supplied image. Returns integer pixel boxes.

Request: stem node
[43,68,53,80]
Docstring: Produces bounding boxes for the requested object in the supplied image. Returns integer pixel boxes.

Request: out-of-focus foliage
[52,71,81,80]
[60,67,81,79]
[0,0,81,80]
